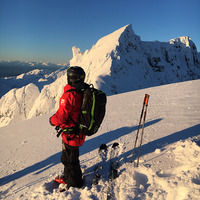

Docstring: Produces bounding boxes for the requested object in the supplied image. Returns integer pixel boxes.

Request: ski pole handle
[56,129,63,138]
[144,94,150,106]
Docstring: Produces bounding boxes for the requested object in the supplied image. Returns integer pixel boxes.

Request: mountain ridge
[70,24,200,94]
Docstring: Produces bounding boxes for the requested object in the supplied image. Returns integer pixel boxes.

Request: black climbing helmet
[67,66,85,86]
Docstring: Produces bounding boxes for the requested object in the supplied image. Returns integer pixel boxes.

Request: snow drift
[0,24,200,127]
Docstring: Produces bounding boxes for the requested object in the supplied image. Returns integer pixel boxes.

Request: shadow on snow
[82,122,200,178]
[80,118,162,156]
[1,119,200,188]
[119,123,200,164]
[0,118,161,186]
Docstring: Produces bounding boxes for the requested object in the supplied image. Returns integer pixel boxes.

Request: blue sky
[0,0,199,64]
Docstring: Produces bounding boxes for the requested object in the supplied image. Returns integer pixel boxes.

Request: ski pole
[136,94,150,167]
[131,95,147,163]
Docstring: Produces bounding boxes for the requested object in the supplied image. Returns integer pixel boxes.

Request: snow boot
[54,175,67,184]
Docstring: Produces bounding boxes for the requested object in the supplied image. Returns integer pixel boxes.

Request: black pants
[61,142,83,188]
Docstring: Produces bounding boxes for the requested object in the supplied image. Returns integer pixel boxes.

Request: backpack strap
[68,115,79,127]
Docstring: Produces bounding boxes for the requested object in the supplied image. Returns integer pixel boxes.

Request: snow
[0,24,200,199]
[169,36,196,49]
[0,79,200,200]
[70,24,200,95]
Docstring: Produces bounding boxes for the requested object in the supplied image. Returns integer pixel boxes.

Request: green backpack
[68,85,107,136]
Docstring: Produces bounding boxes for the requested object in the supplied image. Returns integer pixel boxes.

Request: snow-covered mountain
[0,24,200,127]
[0,67,68,127]
[70,24,200,94]
[0,79,200,200]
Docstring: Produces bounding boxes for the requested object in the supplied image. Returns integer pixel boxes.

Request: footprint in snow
[156,170,174,178]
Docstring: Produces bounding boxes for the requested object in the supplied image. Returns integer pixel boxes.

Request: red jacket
[50,84,86,146]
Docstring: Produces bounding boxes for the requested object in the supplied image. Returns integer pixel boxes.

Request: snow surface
[0,79,200,200]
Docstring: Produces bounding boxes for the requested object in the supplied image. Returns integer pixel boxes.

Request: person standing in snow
[49,66,89,188]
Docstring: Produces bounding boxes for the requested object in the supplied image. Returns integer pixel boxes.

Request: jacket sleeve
[49,92,74,128]
[49,116,55,126]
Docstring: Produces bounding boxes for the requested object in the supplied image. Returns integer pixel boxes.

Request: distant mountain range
[0,60,67,78]
[0,24,200,127]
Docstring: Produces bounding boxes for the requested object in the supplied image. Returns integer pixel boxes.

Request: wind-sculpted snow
[28,74,68,119]
[0,24,200,127]
[0,83,40,127]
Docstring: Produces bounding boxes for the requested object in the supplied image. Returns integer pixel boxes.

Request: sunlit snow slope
[0,79,200,200]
